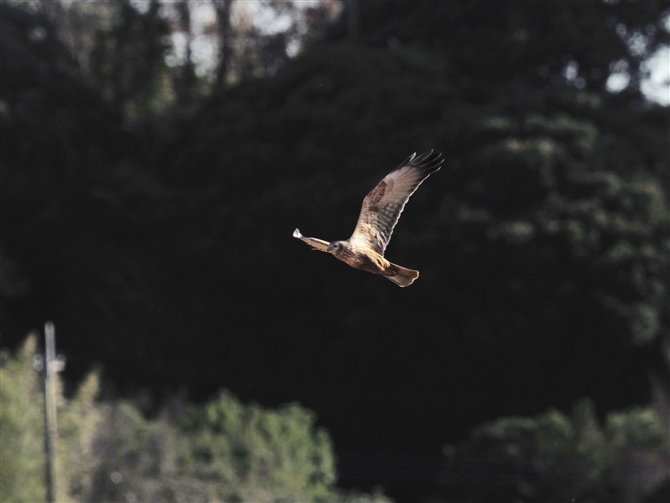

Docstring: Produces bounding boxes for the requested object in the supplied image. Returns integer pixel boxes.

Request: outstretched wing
[293,228,331,252]
[349,150,443,255]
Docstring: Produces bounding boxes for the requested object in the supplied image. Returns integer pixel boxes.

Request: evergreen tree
[0,337,350,503]
[443,398,669,502]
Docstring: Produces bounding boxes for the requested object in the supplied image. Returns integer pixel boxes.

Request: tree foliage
[0,2,183,379]
[443,398,669,502]
[151,40,668,451]
[0,336,101,503]
[0,337,345,503]
[178,390,337,502]
[88,0,172,125]
[332,0,670,100]
[0,336,47,503]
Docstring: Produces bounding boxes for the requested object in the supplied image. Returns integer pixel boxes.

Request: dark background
[1,1,668,501]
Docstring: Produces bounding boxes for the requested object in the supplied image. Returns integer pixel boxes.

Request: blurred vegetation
[0,0,669,500]
[2,336,666,502]
[88,0,173,126]
[0,336,101,503]
[442,396,669,502]
[2,336,381,503]
[0,336,48,503]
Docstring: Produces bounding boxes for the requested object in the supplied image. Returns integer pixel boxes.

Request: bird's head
[327,241,344,254]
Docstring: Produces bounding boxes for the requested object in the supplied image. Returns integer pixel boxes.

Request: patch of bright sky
[163,0,321,76]
[166,2,219,77]
[645,12,670,105]
[641,46,670,104]
[607,13,670,104]
[251,2,292,34]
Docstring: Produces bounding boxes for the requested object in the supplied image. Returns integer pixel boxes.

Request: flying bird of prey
[293,150,443,287]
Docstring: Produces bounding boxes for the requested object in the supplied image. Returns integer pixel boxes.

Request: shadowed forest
[1,1,669,502]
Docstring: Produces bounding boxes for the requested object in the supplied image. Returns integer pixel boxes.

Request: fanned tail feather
[385,263,419,287]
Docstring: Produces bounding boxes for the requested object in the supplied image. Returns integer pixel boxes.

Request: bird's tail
[384,263,420,287]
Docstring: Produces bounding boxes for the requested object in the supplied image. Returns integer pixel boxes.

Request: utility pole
[36,322,66,503]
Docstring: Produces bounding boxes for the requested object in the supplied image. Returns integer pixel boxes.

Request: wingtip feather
[410,149,443,173]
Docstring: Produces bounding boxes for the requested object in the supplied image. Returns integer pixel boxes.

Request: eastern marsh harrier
[293,150,443,287]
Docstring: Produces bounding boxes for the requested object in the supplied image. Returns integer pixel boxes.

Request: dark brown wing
[349,150,443,254]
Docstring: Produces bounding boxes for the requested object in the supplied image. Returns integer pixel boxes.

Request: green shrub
[178,389,337,502]
[0,336,47,503]
[447,398,669,502]
[0,336,345,503]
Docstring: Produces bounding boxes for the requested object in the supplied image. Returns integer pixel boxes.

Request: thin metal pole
[43,321,58,503]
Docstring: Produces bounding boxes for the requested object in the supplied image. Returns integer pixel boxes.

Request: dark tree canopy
[331,0,670,100]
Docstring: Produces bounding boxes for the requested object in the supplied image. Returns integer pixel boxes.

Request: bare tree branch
[176,0,197,104]
[210,0,235,88]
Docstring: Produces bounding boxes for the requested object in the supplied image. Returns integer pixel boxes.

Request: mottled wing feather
[293,228,331,252]
[350,150,443,254]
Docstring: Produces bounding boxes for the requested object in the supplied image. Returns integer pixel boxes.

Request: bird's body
[293,150,443,287]
[326,236,419,287]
